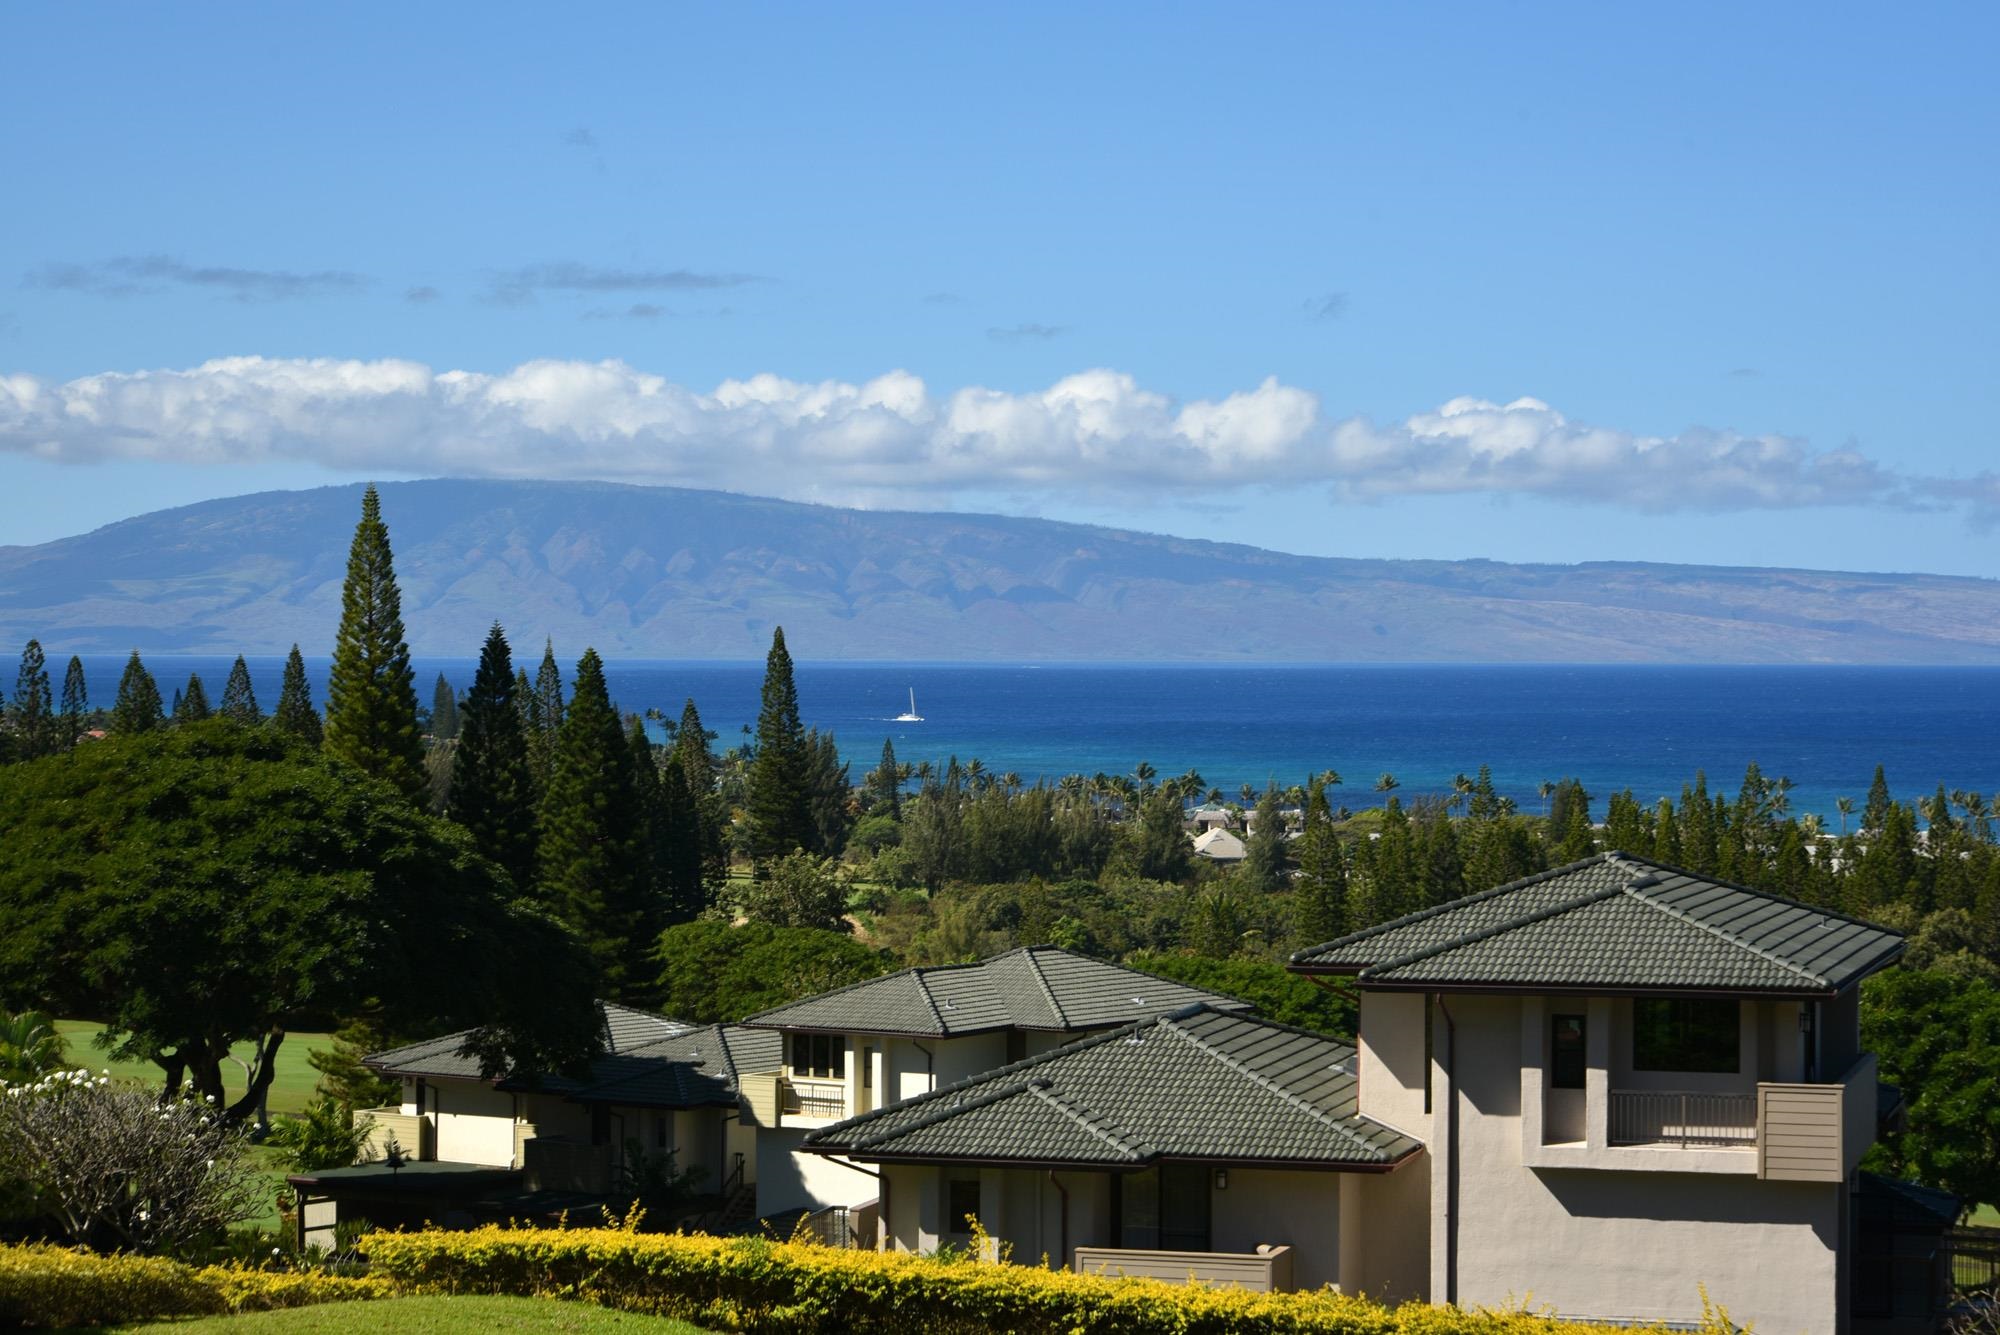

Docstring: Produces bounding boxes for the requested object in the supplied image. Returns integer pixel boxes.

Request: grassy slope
[104,1295,708,1333]
[54,1021,334,1117]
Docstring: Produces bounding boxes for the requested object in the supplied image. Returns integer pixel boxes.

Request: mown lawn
[101,1295,709,1333]
[53,1021,334,1118]
[1973,1202,2000,1227]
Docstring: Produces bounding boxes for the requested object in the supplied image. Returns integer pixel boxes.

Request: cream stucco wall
[1434,993,1843,1334]
[432,1081,515,1166]
[756,1128,881,1215]
[1358,992,1431,1140]
[1212,1168,1342,1290]
[1346,1156,1430,1303]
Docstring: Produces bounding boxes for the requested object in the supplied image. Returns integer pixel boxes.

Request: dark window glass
[947,1178,981,1235]
[1632,999,1740,1073]
[1551,1014,1587,1089]
[791,1033,845,1079]
[1117,1164,1210,1252]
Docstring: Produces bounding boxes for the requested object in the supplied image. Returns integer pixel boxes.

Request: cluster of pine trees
[0,487,859,1007]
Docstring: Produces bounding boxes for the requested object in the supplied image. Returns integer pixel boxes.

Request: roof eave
[803,1146,1418,1175]
[1354,979,1845,1000]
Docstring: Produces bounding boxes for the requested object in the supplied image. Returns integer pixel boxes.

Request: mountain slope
[2,480,1996,662]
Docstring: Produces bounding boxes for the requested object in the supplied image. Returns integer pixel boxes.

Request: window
[1551,1014,1586,1089]
[1115,1164,1211,1252]
[947,1178,981,1235]
[791,1033,845,1079]
[1632,998,1740,1073]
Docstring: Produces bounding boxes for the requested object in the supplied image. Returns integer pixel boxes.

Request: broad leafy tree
[652,921,892,1024]
[323,485,425,801]
[1863,967,2000,1212]
[0,724,601,1121]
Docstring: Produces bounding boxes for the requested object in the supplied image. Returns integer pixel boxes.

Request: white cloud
[0,356,1946,515]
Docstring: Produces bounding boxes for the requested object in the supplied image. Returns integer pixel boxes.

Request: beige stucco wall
[1212,1168,1342,1290]
[1437,993,1843,1334]
[756,1128,881,1215]
[1358,992,1431,1140]
[1347,1156,1430,1302]
[432,1080,516,1166]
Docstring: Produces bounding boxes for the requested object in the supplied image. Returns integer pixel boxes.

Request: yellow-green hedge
[367,1227,1714,1335]
[0,1243,389,1328]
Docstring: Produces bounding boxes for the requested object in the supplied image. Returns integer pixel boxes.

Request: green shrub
[367,1226,1722,1335]
[0,1243,387,1328]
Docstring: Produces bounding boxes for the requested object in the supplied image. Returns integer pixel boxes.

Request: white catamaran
[893,688,924,723]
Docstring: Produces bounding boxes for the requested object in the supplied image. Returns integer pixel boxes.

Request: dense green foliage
[322,485,425,802]
[745,627,815,861]
[272,645,322,744]
[9,640,56,759]
[651,921,893,1023]
[448,624,538,895]
[219,655,261,722]
[1126,952,1357,1034]
[1863,967,2000,1211]
[112,650,165,734]
[538,650,653,995]
[0,724,601,1116]
[0,1243,388,1328]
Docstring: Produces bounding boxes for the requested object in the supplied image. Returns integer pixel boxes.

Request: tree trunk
[226,1027,285,1127]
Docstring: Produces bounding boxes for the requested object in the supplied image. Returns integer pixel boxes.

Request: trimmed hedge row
[0,1243,389,1328]
[367,1227,1719,1335]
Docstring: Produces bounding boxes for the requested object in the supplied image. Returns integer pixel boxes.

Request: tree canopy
[651,921,893,1024]
[0,723,600,1120]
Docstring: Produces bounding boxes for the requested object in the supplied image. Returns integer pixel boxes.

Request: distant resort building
[1191,827,1247,863]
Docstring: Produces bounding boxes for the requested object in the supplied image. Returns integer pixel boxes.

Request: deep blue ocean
[71,656,2000,820]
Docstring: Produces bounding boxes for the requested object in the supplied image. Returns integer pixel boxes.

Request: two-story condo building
[733,945,1250,1218]
[1287,851,1907,1334]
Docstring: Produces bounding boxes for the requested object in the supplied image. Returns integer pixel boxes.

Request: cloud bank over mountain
[0,357,1969,516]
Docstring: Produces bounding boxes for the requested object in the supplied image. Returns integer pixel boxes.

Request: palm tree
[1450,773,1474,812]
[1206,787,1224,804]
[1133,762,1157,796]
[1238,783,1255,805]
[1002,771,1023,795]
[1800,813,1825,840]
[1835,796,1854,836]
[1538,780,1556,817]
[0,1010,66,1083]
[1374,773,1400,794]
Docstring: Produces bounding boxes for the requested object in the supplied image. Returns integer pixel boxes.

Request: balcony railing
[1608,1089,1757,1147]
[782,1077,848,1120]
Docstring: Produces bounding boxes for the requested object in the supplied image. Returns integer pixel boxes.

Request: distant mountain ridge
[2,479,1997,662]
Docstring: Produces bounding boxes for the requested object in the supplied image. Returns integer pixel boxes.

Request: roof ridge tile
[1355,883,1628,981]
[1157,1013,1388,1160]
[1618,879,1829,988]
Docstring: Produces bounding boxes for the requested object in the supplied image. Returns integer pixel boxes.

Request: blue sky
[2,3,1995,574]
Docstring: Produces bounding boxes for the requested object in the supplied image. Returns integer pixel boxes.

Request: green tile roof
[364,1004,779,1110]
[802,1004,1420,1171]
[741,945,1253,1037]
[1289,852,1903,996]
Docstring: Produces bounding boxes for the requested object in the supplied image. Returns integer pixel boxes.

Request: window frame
[790,1032,846,1080]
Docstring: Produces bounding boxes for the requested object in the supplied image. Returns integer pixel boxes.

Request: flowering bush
[0,1243,388,1327]
[0,1069,264,1254]
[367,1225,1736,1335]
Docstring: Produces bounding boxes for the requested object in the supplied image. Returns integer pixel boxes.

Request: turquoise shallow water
[77,657,2000,821]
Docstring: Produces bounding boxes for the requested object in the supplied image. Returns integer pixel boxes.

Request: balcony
[1527,1054,1878,1177]
[737,1072,849,1128]
[1609,1089,1757,1148]
[1073,1244,1296,1293]
[784,1077,849,1120]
